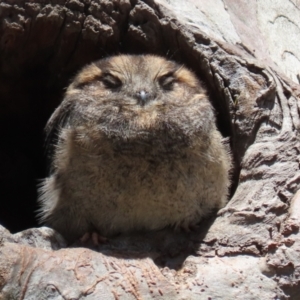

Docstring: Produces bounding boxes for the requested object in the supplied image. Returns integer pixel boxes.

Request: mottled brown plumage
[38,55,231,243]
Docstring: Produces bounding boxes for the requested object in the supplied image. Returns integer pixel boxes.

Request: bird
[38,54,231,244]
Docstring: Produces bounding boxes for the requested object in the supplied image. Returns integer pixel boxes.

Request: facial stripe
[75,64,102,86]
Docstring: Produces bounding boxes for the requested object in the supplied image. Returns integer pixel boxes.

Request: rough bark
[1,0,300,299]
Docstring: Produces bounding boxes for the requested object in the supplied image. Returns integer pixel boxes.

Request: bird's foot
[79,232,108,246]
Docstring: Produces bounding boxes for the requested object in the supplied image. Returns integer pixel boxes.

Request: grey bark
[1,0,300,299]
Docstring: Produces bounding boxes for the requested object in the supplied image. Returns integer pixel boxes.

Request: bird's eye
[101,73,122,89]
[158,72,176,90]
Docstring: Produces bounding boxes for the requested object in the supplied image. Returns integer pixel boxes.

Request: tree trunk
[1,0,300,299]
